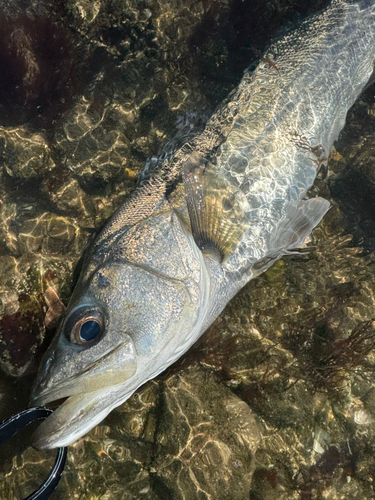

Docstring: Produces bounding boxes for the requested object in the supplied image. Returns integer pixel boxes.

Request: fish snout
[31,334,137,407]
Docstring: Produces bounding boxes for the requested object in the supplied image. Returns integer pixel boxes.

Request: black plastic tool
[0,407,67,500]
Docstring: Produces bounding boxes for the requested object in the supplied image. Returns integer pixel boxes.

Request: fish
[31,0,375,449]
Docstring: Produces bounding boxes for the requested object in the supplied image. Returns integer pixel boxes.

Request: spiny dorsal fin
[183,154,247,261]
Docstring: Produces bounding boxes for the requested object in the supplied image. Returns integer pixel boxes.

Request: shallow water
[1,0,375,499]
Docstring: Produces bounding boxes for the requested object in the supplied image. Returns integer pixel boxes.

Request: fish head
[31,210,212,449]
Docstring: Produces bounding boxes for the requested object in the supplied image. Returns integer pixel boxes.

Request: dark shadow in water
[0,4,103,135]
[188,0,332,105]
[329,168,375,254]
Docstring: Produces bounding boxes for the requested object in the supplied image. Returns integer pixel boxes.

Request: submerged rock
[152,367,260,500]
[0,126,54,179]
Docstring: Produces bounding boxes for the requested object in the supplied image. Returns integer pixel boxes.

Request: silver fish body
[32,0,375,449]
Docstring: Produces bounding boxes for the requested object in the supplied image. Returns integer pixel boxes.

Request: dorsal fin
[183,154,247,261]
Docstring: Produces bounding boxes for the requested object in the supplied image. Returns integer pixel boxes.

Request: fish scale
[215,0,375,274]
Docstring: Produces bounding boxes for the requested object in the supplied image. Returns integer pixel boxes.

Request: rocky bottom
[1,0,375,498]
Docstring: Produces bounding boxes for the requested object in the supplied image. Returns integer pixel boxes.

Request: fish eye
[64,307,105,345]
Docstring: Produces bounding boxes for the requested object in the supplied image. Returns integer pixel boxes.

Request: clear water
[1,0,375,499]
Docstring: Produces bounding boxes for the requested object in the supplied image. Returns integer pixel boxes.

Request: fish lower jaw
[32,392,113,450]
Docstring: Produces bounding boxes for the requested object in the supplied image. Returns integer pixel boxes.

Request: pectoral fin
[183,154,248,261]
[267,197,330,252]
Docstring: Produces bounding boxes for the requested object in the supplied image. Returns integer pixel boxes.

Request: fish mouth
[31,337,137,450]
[31,343,132,406]
[32,388,122,450]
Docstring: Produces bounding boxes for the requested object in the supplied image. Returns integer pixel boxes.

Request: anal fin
[267,197,331,252]
[183,154,248,261]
